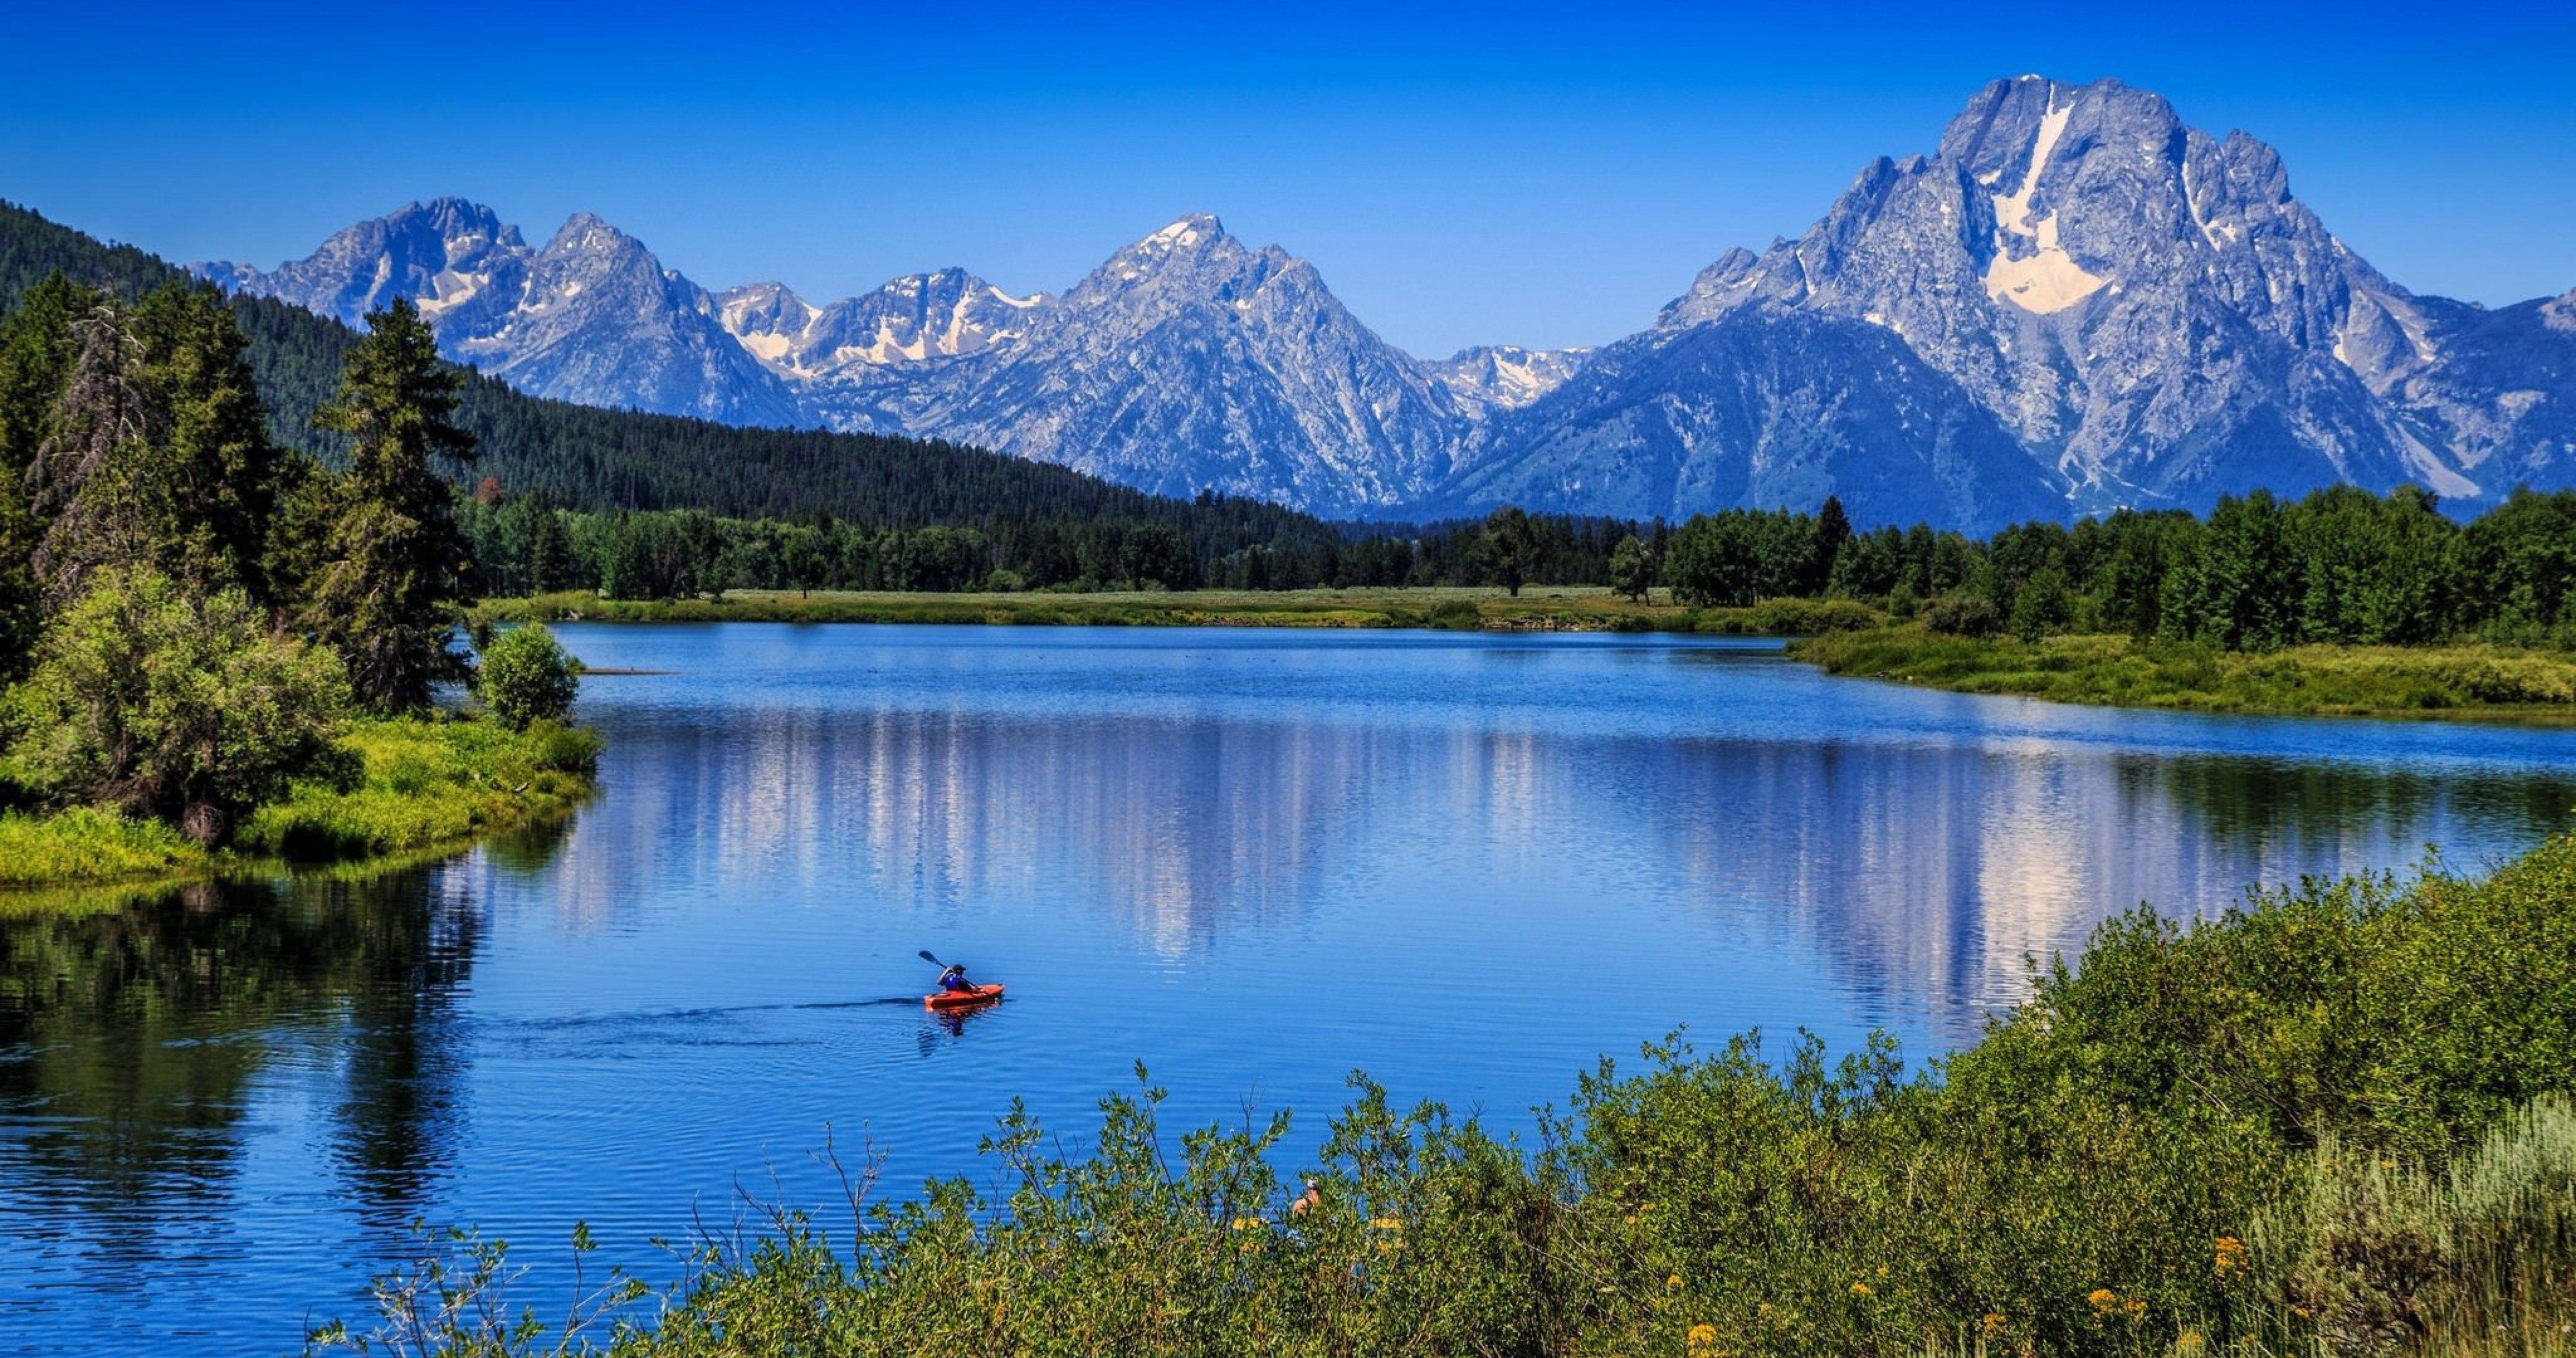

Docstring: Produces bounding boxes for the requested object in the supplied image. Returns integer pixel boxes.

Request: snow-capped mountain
[203,199,804,426]
[199,80,2576,526]
[1461,75,2569,526]
[862,215,1465,511]
[1426,345,1592,420]
[715,269,1043,378]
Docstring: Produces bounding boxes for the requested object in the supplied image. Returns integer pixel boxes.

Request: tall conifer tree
[308,299,475,712]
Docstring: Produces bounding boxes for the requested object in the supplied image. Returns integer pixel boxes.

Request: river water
[5,624,2573,1355]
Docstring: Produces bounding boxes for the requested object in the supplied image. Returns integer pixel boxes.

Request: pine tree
[308,299,476,712]
[25,294,158,607]
[131,282,280,600]
[0,273,90,673]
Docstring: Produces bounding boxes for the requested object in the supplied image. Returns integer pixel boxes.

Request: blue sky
[5,1,2572,356]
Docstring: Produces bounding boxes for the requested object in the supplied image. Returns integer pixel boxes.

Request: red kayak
[924,984,1004,1010]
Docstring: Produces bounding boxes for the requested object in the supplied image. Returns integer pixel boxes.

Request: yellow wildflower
[1981,1312,2007,1337]
[2087,1288,2120,1317]
[1668,1273,1685,1291]
[2213,1236,2248,1278]
[1687,1322,1719,1350]
[2178,1330,2207,1355]
[1850,1281,1872,1298]
[2123,1297,2148,1320]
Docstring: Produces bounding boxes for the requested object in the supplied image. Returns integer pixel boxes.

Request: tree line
[1645,485,2575,649]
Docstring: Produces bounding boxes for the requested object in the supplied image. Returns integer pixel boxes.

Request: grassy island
[1792,627,2576,722]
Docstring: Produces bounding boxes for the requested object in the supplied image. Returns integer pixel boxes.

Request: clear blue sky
[5,1,2572,357]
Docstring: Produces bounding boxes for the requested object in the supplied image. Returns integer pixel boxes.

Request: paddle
[918,949,987,996]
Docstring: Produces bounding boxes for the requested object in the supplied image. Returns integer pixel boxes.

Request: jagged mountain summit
[1453,75,2575,526]
[201,80,2576,527]
[201,197,803,426]
[1426,345,1593,421]
[863,215,1467,511]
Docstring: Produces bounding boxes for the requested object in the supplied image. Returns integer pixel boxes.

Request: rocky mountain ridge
[199,77,2576,527]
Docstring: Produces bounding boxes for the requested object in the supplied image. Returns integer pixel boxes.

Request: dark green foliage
[307,299,475,712]
[475,624,579,731]
[1921,592,2004,637]
[2,277,282,621]
[1481,504,1541,596]
[2,568,348,842]
[1609,533,1655,600]
[2012,566,2074,643]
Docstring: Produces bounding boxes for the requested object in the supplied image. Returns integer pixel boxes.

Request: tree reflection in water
[0,824,572,1266]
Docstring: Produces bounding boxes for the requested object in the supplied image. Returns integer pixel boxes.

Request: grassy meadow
[1792,627,2576,723]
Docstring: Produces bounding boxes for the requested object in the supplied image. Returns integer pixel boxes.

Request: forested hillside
[0,201,1341,560]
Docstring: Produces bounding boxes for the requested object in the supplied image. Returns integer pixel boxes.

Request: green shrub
[1748,596,1885,636]
[1920,593,2004,637]
[3,568,348,842]
[475,624,579,731]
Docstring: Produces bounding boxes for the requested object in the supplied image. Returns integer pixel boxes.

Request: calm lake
[6,624,2575,1355]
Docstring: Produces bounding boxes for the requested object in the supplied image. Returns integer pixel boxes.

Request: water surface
[5,625,2573,1355]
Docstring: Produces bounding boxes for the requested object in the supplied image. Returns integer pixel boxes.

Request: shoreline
[0,714,601,902]
[481,590,2576,726]
[471,587,1879,637]
[1790,626,2576,726]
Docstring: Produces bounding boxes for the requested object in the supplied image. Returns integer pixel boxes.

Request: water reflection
[0,837,570,1311]
[574,655,2576,1035]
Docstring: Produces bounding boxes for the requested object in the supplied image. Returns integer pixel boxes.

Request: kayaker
[938,963,972,993]
[1291,1179,1323,1217]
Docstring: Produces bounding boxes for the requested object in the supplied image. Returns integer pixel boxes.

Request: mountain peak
[1146,213,1224,245]
[546,212,640,255]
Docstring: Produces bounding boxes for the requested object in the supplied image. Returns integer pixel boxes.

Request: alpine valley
[198,76,2576,530]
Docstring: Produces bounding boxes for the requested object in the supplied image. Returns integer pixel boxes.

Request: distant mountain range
[197,76,2576,529]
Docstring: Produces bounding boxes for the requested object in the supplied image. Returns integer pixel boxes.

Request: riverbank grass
[0,806,206,889]
[475,586,1886,636]
[0,715,599,890]
[1792,626,2576,720]
[235,715,600,859]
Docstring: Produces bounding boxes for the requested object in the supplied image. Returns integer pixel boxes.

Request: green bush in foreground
[323,836,2576,1358]
[477,624,580,730]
